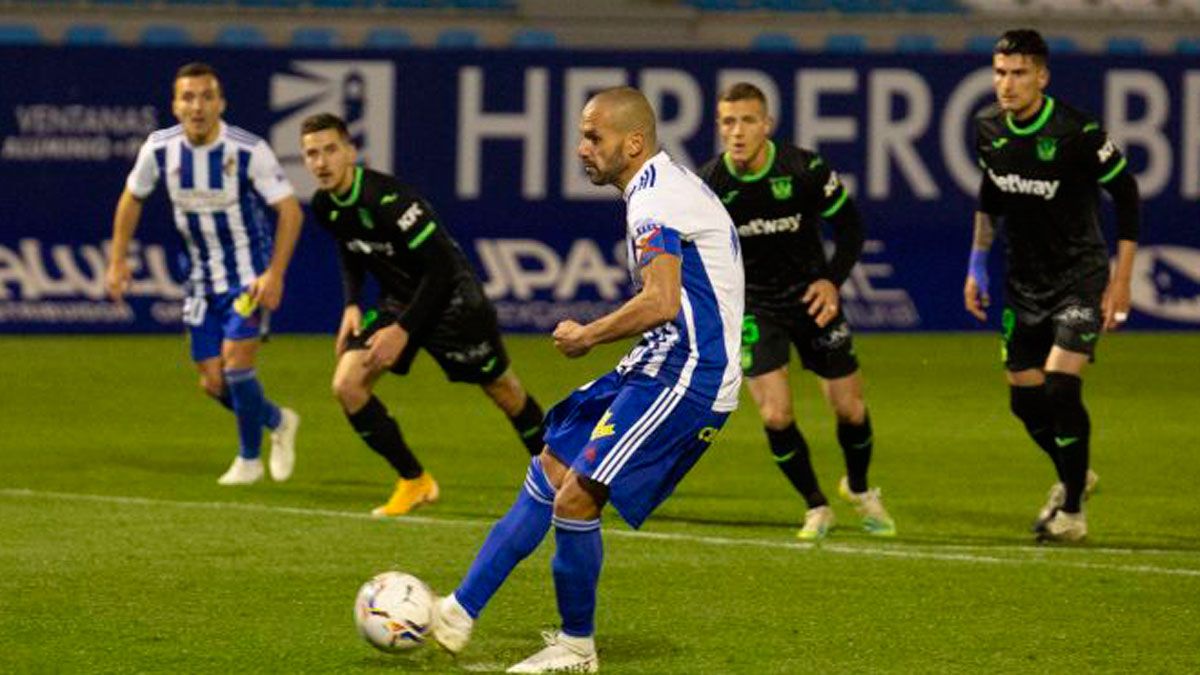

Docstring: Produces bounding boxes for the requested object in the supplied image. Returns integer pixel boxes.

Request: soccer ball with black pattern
[354,571,434,652]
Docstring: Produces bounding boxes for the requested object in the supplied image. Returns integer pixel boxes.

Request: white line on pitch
[2,488,1199,578]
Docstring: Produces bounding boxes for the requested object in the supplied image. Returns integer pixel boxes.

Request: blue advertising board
[2,47,1197,334]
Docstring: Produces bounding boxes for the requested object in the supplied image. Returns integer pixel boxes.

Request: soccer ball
[354,571,434,652]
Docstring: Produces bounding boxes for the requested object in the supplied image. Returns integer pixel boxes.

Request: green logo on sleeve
[380,192,399,205]
[991,137,1009,149]
[721,190,739,205]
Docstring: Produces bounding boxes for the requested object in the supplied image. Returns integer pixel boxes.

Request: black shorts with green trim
[740,309,859,380]
[1001,293,1102,372]
[347,293,510,385]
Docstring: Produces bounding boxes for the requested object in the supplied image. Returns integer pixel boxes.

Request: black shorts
[1001,293,1102,372]
[346,294,510,385]
[741,309,859,380]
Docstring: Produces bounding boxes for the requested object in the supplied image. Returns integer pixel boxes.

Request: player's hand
[803,279,840,328]
[105,258,131,302]
[553,320,593,358]
[336,306,362,357]
[1102,279,1132,332]
[964,276,989,322]
[364,323,408,370]
[249,268,284,311]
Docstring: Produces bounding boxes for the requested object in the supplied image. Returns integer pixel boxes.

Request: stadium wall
[1,46,1197,334]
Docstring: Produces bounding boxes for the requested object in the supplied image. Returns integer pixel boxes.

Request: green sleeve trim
[820,188,849,218]
[330,166,364,207]
[722,140,776,183]
[1098,156,1127,184]
[1005,96,1055,136]
[407,221,437,249]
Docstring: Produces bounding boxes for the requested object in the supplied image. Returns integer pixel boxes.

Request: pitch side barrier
[2,47,1197,333]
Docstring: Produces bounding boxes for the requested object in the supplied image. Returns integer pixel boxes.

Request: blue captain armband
[634,224,682,268]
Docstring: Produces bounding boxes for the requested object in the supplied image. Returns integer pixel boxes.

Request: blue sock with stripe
[551,515,603,638]
[224,368,282,459]
[455,458,555,618]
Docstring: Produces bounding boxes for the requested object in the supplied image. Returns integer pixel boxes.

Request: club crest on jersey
[224,156,237,177]
[770,176,793,200]
[590,410,615,441]
[1037,137,1058,162]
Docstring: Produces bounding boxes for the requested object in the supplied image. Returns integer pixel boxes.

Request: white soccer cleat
[1037,509,1087,543]
[217,456,264,485]
[268,408,300,482]
[1034,470,1099,531]
[838,476,896,536]
[797,505,835,541]
[507,631,599,673]
[430,593,474,655]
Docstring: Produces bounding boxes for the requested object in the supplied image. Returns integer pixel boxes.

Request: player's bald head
[585,87,657,147]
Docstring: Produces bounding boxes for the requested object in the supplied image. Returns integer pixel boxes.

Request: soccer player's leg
[334,318,434,516]
[743,314,830,538]
[435,373,620,655]
[510,377,725,673]
[428,300,547,456]
[1038,302,1101,542]
[217,288,295,484]
[1003,306,1069,495]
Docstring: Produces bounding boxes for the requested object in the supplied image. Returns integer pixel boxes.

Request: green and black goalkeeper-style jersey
[698,141,862,319]
[310,166,484,336]
[975,96,1128,306]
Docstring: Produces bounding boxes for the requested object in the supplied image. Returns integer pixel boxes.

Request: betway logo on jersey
[986,169,1061,201]
[737,215,801,237]
[270,61,394,202]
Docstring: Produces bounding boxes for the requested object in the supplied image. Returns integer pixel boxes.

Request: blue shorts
[183,286,267,363]
[543,371,729,529]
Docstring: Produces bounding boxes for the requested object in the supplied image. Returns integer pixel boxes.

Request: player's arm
[107,139,158,301]
[254,195,303,311]
[247,142,302,311]
[554,228,682,358]
[106,189,145,301]
[807,162,862,327]
[964,211,998,322]
[1098,165,1140,331]
[335,246,367,356]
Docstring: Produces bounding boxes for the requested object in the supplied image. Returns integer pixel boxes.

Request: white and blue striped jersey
[126,122,294,296]
[616,151,745,413]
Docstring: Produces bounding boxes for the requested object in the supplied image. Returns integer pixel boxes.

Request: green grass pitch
[2,333,1198,673]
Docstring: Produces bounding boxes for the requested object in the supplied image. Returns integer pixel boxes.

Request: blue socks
[224,368,283,460]
[455,459,555,617]
[552,516,603,638]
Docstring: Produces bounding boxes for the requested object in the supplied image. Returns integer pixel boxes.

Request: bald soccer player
[427,87,745,673]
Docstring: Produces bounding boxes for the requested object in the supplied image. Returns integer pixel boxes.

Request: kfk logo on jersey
[270,61,395,202]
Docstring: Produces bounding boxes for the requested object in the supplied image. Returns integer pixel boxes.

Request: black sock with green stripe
[766,424,827,508]
[838,413,873,494]
[509,395,545,456]
[1010,385,1068,483]
[348,396,423,479]
[1045,373,1090,513]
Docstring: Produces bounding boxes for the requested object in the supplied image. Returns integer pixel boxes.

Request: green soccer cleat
[838,476,897,537]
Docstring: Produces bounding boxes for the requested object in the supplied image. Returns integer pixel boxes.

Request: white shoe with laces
[797,505,834,541]
[838,476,896,536]
[1037,509,1087,543]
[217,456,263,485]
[507,631,599,673]
[430,593,474,655]
[268,408,300,481]
[1034,470,1099,531]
